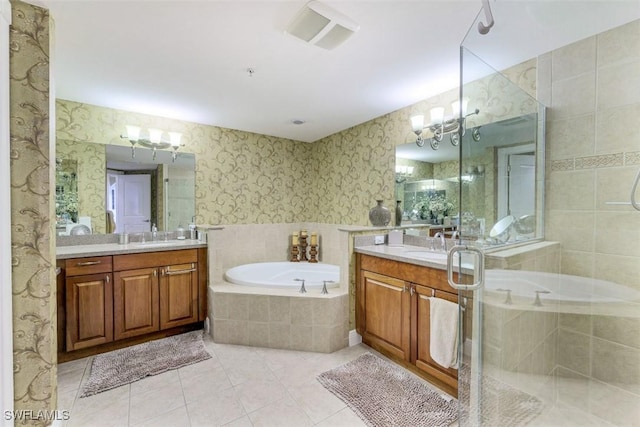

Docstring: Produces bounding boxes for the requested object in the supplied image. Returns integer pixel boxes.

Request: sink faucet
[451,230,460,241]
[433,232,446,251]
[151,223,158,241]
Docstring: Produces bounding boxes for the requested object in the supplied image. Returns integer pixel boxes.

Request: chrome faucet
[434,231,446,251]
[151,223,158,241]
[451,230,460,241]
[294,278,307,294]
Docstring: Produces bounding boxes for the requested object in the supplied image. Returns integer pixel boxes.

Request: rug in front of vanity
[317,353,458,427]
[80,330,211,397]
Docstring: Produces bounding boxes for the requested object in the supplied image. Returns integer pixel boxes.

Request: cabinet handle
[153,269,157,277]
[163,268,196,276]
[105,275,110,283]
[76,261,101,266]
[410,285,415,297]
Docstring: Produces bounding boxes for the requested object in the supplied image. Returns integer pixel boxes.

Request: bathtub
[224,262,340,289]
[485,269,640,304]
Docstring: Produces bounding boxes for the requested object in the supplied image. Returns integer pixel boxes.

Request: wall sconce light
[121,126,184,161]
[410,98,481,150]
[395,165,414,183]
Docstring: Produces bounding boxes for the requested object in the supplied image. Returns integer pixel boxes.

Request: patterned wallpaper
[9,1,56,424]
[56,100,314,227]
[56,139,106,233]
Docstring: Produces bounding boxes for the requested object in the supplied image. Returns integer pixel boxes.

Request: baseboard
[348,329,362,346]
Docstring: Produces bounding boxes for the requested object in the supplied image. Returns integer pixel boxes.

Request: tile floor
[57,335,448,427]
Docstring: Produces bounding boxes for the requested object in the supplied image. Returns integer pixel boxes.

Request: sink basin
[402,250,448,261]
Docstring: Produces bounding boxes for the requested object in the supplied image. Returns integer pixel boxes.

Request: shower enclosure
[454,2,640,425]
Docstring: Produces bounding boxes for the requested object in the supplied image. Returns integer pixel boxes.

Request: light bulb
[148,128,163,144]
[169,132,182,147]
[126,125,141,142]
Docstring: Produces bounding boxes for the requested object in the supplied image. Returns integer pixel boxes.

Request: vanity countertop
[56,240,207,259]
[355,244,451,270]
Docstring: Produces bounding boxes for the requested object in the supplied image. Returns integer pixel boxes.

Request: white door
[116,174,151,233]
[508,153,535,219]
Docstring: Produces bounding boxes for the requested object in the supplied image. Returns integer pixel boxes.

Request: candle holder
[299,234,308,262]
[308,244,318,263]
[290,244,299,262]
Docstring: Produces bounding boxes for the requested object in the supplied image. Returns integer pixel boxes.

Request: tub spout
[533,290,551,306]
[294,278,307,294]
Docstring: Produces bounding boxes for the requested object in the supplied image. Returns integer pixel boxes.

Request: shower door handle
[447,245,484,291]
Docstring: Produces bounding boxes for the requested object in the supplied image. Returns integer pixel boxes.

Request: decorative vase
[395,200,403,227]
[369,200,391,226]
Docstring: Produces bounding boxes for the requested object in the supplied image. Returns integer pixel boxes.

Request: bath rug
[80,330,211,397]
[318,353,544,427]
[317,353,458,427]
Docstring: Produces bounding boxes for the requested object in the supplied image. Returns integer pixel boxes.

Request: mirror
[55,140,195,235]
[396,112,540,244]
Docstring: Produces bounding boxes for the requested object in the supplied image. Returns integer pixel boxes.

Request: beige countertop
[354,244,468,272]
[56,240,207,259]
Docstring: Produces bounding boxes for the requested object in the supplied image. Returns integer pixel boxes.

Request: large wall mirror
[396,112,542,246]
[56,140,195,235]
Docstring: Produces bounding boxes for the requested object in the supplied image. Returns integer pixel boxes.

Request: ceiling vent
[285,1,359,50]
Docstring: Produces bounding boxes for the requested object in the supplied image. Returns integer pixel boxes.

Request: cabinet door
[413,285,458,390]
[360,270,411,361]
[159,263,198,329]
[113,268,159,340]
[66,273,113,351]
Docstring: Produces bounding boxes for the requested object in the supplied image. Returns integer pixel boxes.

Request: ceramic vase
[369,200,391,226]
[395,200,402,226]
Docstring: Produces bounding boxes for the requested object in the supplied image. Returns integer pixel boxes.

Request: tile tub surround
[207,223,352,352]
[210,289,349,353]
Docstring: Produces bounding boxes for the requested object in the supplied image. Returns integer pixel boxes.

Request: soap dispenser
[189,217,196,240]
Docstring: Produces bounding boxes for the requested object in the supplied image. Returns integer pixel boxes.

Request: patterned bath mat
[80,330,211,397]
[317,353,458,427]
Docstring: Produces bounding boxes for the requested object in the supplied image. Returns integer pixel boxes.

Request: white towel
[428,297,459,369]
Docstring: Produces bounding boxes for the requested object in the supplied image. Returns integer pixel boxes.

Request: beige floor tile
[57,367,86,394]
[178,355,222,380]
[234,379,287,413]
[187,387,246,427]
[132,405,190,427]
[315,407,367,427]
[130,369,181,397]
[288,378,346,424]
[129,381,186,425]
[67,386,130,427]
[58,357,90,375]
[224,361,276,386]
[181,365,233,404]
[71,384,130,418]
[221,415,253,427]
[247,397,313,427]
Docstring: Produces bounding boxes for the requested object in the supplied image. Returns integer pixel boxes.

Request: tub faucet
[451,230,460,241]
[294,278,307,294]
[321,280,333,295]
[434,232,446,251]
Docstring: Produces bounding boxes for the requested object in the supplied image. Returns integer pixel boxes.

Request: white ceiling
[40,0,640,143]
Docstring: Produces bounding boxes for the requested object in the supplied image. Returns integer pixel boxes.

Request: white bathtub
[485,270,640,303]
[224,262,340,289]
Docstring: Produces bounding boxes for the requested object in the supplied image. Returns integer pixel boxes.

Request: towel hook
[478,0,495,35]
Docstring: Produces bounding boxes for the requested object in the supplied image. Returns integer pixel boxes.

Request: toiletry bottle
[176,224,185,240]
[152,223,158,240]
[189,217,196,240]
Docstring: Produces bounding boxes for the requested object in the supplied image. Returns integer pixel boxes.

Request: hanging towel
[428,297,459,369]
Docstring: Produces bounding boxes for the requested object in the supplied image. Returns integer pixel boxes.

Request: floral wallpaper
[55,100,314,227]
[9,1,56,425]
[56,139,106,233]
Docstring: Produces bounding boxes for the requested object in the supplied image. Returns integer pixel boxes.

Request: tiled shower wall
[538,19,640,416]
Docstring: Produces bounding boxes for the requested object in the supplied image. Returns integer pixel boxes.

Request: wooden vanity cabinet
[113,267,159,340]
[65,256,114,351]
[356,253,462,395]
[359,270,411,361]
[61,248,206,359]
[159,262,199,329]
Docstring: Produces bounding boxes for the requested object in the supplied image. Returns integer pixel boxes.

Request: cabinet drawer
[65,256,113,277]
[113,249,198,271]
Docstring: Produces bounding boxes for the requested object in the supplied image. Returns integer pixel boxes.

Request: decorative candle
[310,232,318,245]
[292,232,299,246]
